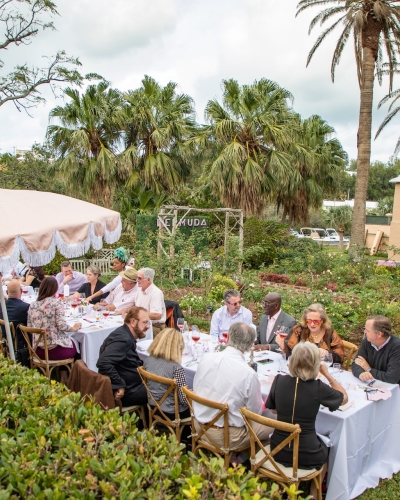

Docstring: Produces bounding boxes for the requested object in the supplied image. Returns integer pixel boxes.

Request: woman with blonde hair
[265,342,348,498]
[276,303,344,363]
[143,328,189,420]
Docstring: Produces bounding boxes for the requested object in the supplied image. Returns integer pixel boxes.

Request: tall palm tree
[47,81,126,208]
[296,0,400,246]
[276,115,347,225]
[120,75,196,194]
[200,78,298,216]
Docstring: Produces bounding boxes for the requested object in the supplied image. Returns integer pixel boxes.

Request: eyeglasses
[262,301,274,306]
[137,277,143,280]
[306,319,322,325]
[226,300,242,306]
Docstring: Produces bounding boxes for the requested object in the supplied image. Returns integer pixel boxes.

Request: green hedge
[0,357,288,499]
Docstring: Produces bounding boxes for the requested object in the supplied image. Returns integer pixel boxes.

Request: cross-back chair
[240,407,323,500]
[137,366,190,440]
[182,386,250,468]
[19,325,74,380]
[342,340,358,371]
[0,319,17,356]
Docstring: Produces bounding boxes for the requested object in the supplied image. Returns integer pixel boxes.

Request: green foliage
[0,358,286,499]
[42,250,69,276]
[244,244,277,269]
[243,217,280,269]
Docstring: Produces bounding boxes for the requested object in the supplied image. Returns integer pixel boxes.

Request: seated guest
[19,265,45,289]
[0,280,30,349]
[255,292,296,352]
[71,265,109,304]
[55,261,87,294]
[97,306,150,406]
[27,277,81,384]
[210,289,253,337]
[277,303,344,363]
[266,342,347,499]
[2,261,28,283]
[193,322,273,450]
[87,247,136,303]
[93,268,138,314]
[352,315,400,384]
[135,268,166,337]
[143,327,190,420]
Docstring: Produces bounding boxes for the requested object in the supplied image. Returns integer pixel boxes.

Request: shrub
[260,273,290,284]
[243,243,277,269]
[42,250,69,276]
[0,358,287,499]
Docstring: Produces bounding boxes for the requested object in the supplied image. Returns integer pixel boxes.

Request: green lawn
[357,471,400,499]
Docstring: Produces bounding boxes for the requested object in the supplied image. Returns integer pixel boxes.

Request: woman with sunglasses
[276,303,344,363]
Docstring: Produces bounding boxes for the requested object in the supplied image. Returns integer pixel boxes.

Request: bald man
[255,292,296,352]
[0,280,30,349]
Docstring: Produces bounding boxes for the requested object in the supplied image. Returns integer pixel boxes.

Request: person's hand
[254,344,269,351]
[86,295,93,303]
[319,348,328,358]
[319,362,330,378]
[354,356,371,371]
[63,274,73,285]
[359,371,375,382]
[114,388,125,400]
[92,303,100,310]
[72,322,82,331]
[275,335,285,350]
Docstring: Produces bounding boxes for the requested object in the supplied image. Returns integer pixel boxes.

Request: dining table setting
[136,332,400,500]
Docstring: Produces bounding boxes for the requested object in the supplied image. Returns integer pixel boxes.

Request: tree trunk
[338,230,344,251]
[350,13,382,247]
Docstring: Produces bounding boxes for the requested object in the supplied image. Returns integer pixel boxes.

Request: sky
[1,0,399,163]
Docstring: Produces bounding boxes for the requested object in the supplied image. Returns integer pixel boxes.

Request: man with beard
[97,306,150,406]
[254,292,296,352]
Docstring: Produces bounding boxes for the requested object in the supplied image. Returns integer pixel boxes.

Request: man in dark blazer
[0,280,30,349]
[255,292,296,352]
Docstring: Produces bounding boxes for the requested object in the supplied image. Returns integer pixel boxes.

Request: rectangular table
[138,338,400,500]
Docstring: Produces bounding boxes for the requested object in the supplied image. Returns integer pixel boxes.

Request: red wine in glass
[103,311,110,319]
[59,293,64,299]
[222,331,229,342]
[22,289,28,294]
[192,333,200,343]
[278,332,288,338]
[71,303,78,310]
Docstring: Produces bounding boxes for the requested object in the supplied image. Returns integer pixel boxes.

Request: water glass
[333,363,341,374]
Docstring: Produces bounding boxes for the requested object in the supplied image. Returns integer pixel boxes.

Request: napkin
[366,389,392,401]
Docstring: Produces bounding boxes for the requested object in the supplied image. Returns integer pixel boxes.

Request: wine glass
[71,301,79,318]
[276,326,290,339]
[323,352,333,368]
[102,310,110,322]
[177,318,184,332]
[191,326,200,361]
[80,293,86,299]
[33,287,39,298]
[58,292,64,300]
[221,331,229,343]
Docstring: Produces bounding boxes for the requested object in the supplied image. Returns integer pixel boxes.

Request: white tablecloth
[69,315,153,372]
[2,285,34,297]
[138,340,400,500]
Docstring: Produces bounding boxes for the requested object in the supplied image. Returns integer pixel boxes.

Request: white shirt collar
[371,336,391,351]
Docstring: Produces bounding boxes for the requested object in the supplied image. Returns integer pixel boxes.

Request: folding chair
[182,386,249,468]
[138,366,190,440]
[342,340,358,371]
[19,325,74,380]
[240,407,323,500]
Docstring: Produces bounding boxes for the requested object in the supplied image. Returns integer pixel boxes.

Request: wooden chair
[240,407,323,500]
[116,401,148,428]
[342,340,358,371]
[137,366,190,440]
[182,386,249,468]
[0,319,17,356]
[19,325,74,380]
[165,307,175,329]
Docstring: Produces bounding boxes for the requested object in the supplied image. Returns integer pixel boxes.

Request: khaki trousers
[194,420,273,450]
[152,323,166,338]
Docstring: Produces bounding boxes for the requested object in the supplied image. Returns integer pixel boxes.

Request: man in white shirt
[135,268,166,337]
[55,261,87,294]
[209,290,253,336]
[193,322,273,450]
[95,268,138,314]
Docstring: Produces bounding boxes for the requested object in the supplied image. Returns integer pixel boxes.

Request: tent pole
[0,275,16,361]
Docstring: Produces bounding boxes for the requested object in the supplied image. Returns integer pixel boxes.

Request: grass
[358,471,400,499]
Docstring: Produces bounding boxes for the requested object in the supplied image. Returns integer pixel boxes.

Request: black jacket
[96,324,143,393]
[0,298,30,349]
[77,280,109,304]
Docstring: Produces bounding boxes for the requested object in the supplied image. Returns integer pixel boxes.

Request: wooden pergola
[157,205,244,271]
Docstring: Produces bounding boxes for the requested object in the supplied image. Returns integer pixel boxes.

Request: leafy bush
[42,250,69,276]
[243,243,277,269]
[0,358,287,499]
[243,217,280,269]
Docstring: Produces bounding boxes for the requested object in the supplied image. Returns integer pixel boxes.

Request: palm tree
[323,205,353,249]
[119,75,196,194]
[200,78,298,216]
[47,81,126,208]
[296,0,400,246]
[276,115,348,225]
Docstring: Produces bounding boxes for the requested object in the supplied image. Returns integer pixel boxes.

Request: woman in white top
[87,248,135,303]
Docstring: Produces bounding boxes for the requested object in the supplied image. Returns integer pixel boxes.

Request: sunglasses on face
[306,319,322,325]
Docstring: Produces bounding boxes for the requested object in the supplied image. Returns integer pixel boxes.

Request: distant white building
[323,200,378,210]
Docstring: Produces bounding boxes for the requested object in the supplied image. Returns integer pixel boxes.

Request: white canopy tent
[0,189,122,360]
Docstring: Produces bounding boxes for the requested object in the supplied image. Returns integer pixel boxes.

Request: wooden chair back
[19,325,74,380]
[165,307,175,329]
[240,407,323,500]
[182,386,240,468]
[0,319,17,355]
[342,340,358,371]
[137,366,189,440]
